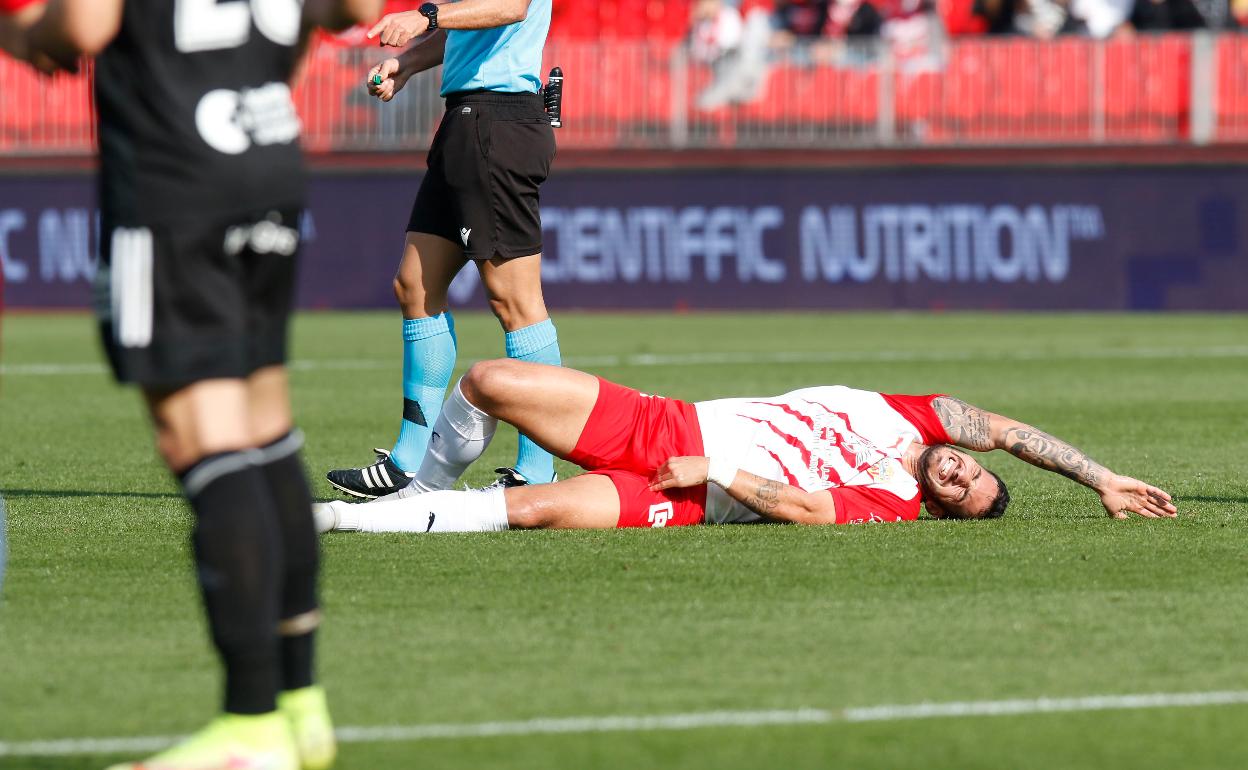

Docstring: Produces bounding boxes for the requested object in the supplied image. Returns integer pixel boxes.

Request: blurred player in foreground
[316,359,1176,534]
[326,0,562,499]
[0,0,31,599]
[27,1,380,768]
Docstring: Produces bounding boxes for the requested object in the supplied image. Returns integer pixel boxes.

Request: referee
[327,0,562,499]
[28,1,378,768]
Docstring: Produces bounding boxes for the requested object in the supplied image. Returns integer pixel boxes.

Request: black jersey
[95,0,307,227]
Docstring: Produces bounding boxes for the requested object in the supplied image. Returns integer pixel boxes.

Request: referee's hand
[367,11,429,48]
[366,58,404,102]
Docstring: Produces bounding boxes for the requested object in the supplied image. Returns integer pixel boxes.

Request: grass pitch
[1,311,1246,770]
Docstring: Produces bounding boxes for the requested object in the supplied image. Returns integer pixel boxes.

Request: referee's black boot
[326,448,414,500]
[488,467,557,489]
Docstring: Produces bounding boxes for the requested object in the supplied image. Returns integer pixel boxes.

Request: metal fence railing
[0,32,1243,156]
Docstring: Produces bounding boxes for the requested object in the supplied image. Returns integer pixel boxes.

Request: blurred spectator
[770,0,843,63]
[1069,0,1135,35]
[690,0,745,62]
[773,0,833,46]
[939,0,990,33]
[971,0,1020,32]
[827,0,887,37]
[1132,0,1235,28]
[1191,0,1236,27]
[692,0,773,109]
[1131,0,1207,28]
[939,0,1232,33]
[872,0,946,71]
[1015,0,1086,36]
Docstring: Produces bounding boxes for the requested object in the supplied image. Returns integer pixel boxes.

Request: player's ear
[924,501,947,520]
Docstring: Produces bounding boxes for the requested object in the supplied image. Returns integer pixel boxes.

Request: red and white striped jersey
[694,386,950,525]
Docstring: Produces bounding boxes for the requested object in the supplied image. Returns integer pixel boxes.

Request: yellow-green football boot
[105,711,298,770]
[278,686,337,770]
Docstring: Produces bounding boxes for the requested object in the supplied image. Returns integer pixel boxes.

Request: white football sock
[408,379,497,494]
[331,487,509,533]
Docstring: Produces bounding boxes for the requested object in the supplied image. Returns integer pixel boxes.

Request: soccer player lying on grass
[315,359,1176,534]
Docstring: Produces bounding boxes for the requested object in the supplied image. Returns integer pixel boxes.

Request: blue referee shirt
[440,0,551,96]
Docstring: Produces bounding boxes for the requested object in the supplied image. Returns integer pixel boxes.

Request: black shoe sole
[326,477,382,500]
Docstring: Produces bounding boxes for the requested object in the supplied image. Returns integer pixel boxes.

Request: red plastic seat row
[0,35,1215,151]
[551,0,692,41]
[1215,36,1248,140]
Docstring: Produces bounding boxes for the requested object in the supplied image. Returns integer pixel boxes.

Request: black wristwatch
[418,2,439,29]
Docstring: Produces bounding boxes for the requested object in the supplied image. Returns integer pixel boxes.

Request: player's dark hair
[982,469,1010,519]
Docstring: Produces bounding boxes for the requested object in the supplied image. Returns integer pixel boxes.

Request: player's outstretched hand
[366,58,405,101]
[367,11,429,48]
[650,456,711,492]
[1097,474,1177,519]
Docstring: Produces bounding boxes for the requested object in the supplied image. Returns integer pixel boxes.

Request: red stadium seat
[943,44,988,126]
[1038,39,1091,121]
[1104,35,1190,141]
[551,0,602,40]
[0,60,93,152]
[609,0,649,39]
[894,70,940,122]
[1216,36,1248,140]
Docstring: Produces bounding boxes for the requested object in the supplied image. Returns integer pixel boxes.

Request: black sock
[256,431,320,692]
[181,453,283,715]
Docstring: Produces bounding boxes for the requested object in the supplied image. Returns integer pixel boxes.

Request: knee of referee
[487,294,549,331]
[391,274,448,317]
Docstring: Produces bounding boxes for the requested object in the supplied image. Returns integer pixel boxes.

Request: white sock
[409,379,497,493]
[333,487,509,533]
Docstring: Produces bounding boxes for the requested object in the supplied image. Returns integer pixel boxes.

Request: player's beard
[916,444,944,502]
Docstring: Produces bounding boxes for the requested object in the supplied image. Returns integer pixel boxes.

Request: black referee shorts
[96,209,301,388]
[407,90,556,260]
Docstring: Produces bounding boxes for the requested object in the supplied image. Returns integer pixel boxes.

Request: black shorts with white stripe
[97,209,302,388]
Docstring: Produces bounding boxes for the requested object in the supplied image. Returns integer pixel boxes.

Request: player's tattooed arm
[997,423,1175,518]
[744,478,781,517]
[999,425,1108,490]
[722,470,837,524]
[935,396,1109,488]
[935,398,1176,519]
[648,459,837,524]
[932,397,996,451]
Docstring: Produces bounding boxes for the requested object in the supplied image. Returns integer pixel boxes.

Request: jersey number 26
[175,0,302,53]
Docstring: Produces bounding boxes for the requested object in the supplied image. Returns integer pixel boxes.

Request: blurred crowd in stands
[366,0,1244,45]
[350,1,1242,113]
[684,0,1240,104]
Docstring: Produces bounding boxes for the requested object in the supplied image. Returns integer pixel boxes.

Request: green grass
[1,311,1246,770]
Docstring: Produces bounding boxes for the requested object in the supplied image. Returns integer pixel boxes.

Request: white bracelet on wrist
[706,455,738,488]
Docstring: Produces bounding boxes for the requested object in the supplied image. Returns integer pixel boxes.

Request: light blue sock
[391,312,457,472]
[504,319,561,483]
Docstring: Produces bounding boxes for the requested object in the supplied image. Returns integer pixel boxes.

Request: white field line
[3,690,1247,758]
[2,345,1247,377]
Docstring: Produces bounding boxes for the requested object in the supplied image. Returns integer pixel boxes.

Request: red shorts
[567,378,708,528]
